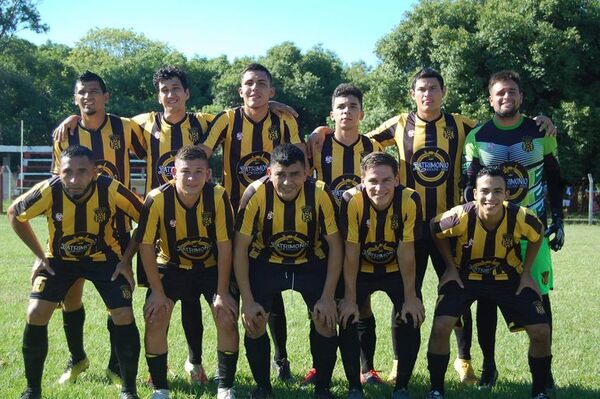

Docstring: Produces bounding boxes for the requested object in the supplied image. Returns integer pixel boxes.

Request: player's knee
[26,301,54,325]
[108,306,134,325]
[431,316,455,340]
[312,319,336,337]
[527,323,551,346]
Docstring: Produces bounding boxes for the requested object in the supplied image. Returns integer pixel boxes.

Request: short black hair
[411,67,444,90]
[175,145,208,163]
[60,145,96,163]
[331,83,363,109]
[153,66,189,90]
[488,70,522,93]
[75,70,107,93]
[476,165,507,188]
[361,151,398,176]
[270,143,305,168]
[240,63,273,86]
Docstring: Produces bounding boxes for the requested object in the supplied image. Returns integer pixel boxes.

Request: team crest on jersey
[443,127,455,140]
[169,219,176,228]
[268,124,280,141]
[301,206,314,223]
[501,233,513,248]
[108,134,122,150]
[522,136,534,152]
[325,155,333,164]
[55,212,63,222]
[202,211,213,226]
[120,285,132,300]
[188,127,200,143]
[94,207,110,223]
[391,214,400,230]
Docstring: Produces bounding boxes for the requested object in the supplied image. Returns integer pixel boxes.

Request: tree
[0,0,48,47]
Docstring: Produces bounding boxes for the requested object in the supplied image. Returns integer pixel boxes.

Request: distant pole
[20,120,24,194]
[588,173,594,225]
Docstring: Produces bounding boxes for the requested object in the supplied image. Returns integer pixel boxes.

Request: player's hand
[314,296,337,332]
[400,295,425,328]
[534,114,557,137]
[337,297,359,329]
[111,259,135,291]
[516,272,541,298]
[30,257,53,285]
[268,101,299,118]
[544,213,564,251]
[213,292,239,325]
[241,301,267,336]
[143,290,173,324]
[52,115,81,142]
[438,265,464,290]
[307,126,333,159]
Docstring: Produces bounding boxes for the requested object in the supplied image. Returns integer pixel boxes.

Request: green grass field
[0,219,598,398]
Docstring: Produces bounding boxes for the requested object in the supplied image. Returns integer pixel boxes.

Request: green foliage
[0,0,48,44]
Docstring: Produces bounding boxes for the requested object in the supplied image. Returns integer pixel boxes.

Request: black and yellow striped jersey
[13,175,142,261]
[432,202,543,281]
[203,107,303,209]
[367,112,476,222]
[313,134,383,205]
[235,176,338,265]
[132,111,214,195]
[136,181,233,270]
[340,184,422,273]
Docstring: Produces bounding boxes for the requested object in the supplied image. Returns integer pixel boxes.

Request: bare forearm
[398,249,417,298]
[233,244,253,303]
[139,244,163,293]
[216,241,233,295]
[121,229,139,262]
[322,234,343,298]
[342,244,360,302]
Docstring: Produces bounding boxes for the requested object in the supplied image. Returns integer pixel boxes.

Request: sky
[17,0,416,67]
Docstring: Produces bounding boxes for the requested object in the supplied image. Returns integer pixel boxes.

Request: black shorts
[148,265,219,304]
[249,258,327,313]
[30,259,133,309]
[434,279,549,328]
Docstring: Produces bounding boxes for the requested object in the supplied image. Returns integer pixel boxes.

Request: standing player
[136,146,238,399]
[51,70,146,384]
[463,70,563,389]
[339,152,425,399]
[202,63,305,380]
[8,145,143,399]
[234,144,341,399]
[426,166,552,399]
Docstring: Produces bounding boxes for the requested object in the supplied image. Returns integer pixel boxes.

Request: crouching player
[136,145,239,399]
[425,166,552,399]
[234,143,342,399]
[8,145,143,399]
[338,152,425,399]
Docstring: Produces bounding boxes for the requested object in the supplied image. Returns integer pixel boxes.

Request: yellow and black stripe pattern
[203,107,303,209]
[432,202,543,281]
[340,184,422,273]
[368,112,475,222]
[236,177,338,265]
[14,175,142,261]
[136,181,233,269]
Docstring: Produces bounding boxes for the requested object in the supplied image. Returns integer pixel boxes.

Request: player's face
[158,77,190,115]
[411,77,445,116]
[74,81,108,116]
[330,95,364,130]
[239,70,275,109]
[60,156,96,200]
[268,161,306,201]
[173,158,209,198]
[474,175,507,219]
[362,164,399,210]
[489,80,522,118]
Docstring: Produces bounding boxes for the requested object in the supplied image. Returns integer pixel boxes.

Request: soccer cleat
[531,394,550,399]
[425,390,444,399]
[453,357,477,385]
[477,367,498,390]
[249,386,274,399]
[314,388,336,399]
[217,387,236,399]
[58,356,90,384]
[19,388,41,399]
[119,393,140,399]
[391,388,411,399]
[105,368,121,386]
[360,369,385,385]
[272,358,292,381]
[184,358,209,385]
[387,359,398,383]
[347,388,365,399]
[302,367,317,386]
[150,389,170,399]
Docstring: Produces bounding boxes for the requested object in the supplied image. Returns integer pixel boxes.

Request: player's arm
[52,114,81,142]
[313,231,342,331]
[201,110,230,158]
[463,131,483,202]
[532,115,557,136]
[268,101,298,118]
[338,240,360,329]
[213,239,237,324]
[430,211,465,289]
[396,240,424,328]
[517,224,544,297]
[543,141,564,251]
